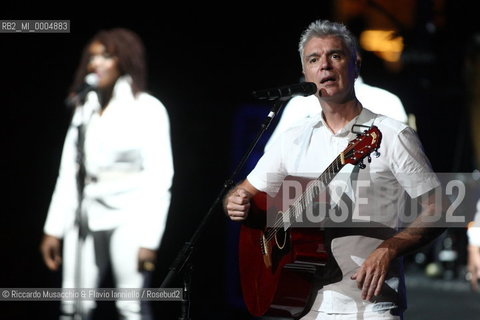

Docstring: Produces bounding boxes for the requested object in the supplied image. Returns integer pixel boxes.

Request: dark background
[2,2,480,319]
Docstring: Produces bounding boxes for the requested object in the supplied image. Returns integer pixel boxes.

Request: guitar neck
[290,154,345,222]
[269,154,345,232]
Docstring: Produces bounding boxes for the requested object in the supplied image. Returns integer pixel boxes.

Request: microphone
[252,82,317,100]
[65,73,99,107]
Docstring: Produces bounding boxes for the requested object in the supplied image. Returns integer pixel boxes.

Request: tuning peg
[358,160,366,169]
[374,150,381,158]
[367,155,372,163]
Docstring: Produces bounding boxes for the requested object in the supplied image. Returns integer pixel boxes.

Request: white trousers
[60,224,152,320]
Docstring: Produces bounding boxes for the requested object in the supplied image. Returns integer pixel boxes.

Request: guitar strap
[318,109,381,286]
[329,108,378,208]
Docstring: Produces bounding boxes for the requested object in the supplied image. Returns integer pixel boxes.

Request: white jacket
[44,76,174,250]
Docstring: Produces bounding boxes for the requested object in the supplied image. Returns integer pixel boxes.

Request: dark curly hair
[69,28,147,99]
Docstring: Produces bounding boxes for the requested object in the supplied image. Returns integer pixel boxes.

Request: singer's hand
[224,180,259,221]
[350,246,394,301]
[138,247,157,272]
[40,234,62,271]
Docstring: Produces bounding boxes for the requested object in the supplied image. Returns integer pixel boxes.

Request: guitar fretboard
[264,154,345,243]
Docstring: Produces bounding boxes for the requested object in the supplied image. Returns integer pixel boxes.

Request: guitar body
[239,188,328,319]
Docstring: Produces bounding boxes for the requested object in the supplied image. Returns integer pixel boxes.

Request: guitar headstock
[342,126,382,167]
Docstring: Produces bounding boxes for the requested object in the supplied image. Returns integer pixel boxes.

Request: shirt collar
[112,75,134,101]
[311,107,378,137]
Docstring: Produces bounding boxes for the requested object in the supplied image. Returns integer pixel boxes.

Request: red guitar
[238,126,382,319]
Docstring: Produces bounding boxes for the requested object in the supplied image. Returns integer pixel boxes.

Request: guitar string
[278,131,379,234]
[263,144,354,242]
[264,155,342,242]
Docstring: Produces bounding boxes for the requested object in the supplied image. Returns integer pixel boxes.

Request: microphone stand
[71,99,95,320]
[74,113,87,320]
[160,98,290,319]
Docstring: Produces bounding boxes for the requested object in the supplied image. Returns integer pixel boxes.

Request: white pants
[300,309,403,320]
[60,224,152,320]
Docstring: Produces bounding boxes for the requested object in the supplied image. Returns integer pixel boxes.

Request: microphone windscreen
[85,73,99,88]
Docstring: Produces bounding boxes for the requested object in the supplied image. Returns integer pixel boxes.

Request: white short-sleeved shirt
[247,107,440,313]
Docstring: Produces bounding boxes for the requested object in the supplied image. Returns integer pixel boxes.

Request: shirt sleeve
[133,97,174,250]
[247,130,288,196]
[43,115,80,238]
[390,127,440,199]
